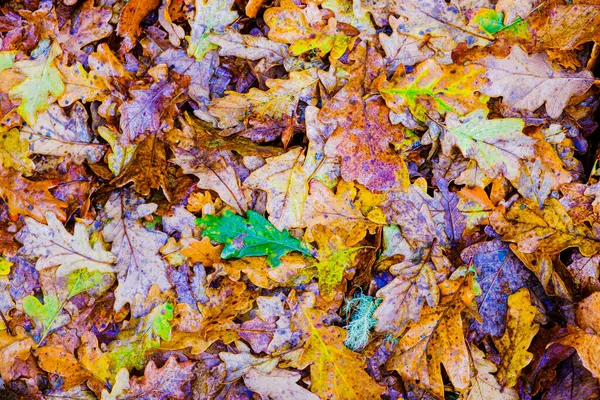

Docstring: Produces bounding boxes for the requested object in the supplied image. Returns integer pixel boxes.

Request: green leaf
[470,9,531,39]
[316,247,362,299]
[441,109,536,181]
[196,210,312,266]
[67,269,111,297]
[22,294,67,343]
[8,41,65,125]
[0,257,12,276]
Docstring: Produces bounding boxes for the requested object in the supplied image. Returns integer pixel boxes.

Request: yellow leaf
[493,288,539,388]
[0,128,33,174]
[8,41,65,125]
[295,303,385,399]
[180,237,222,266]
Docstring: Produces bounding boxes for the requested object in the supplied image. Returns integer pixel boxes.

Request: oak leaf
[386,272,479,398]
[197,210,312,267]
[534,4,600,51]
[493,288,540,387]
[210,29,288,66]
[0,127,33,173]
[111,133,169,199]
[16,211,116,276]
[35,345,90,389]
[101,190,171,311]
[185,0,237,61]
[390,0,493,63]
[244,368,319,400]
[293,301,385,399]
[8,41,64,125]
[171,146,249,214]
[441,109,536,181]
[116,0,161,52]
[476,46,595,118]
[379,16,434,72]
[208,68,319,130]
[490,198,600,257]
[379,59,487,121]
[20,102,105,164]
[466,345,519,400]
[0,168,67,223]
[264,0,353,59]
[57,61,108,107]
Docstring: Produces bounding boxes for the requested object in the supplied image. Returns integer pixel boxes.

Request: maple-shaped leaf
[379,58,487,121]
[120,356,195,400]
[390,0,493,63]
[386,272,480,398]
[476,46,595,118]
[379,16,434,72]
[466,344,519,400]
[16,211,116,276]
[197,210,312,267]
[490,197,600,257]
[57,0,113,63]
[534,3,600,51]
[264,0,353,59]
[441,109,536,181]
[101,190,171,311]
[57,61,108,107]
[111,134,169,199]
[293,299,385,399]
[185,0,238,61]
[493,288,540,387]
[0,127,33,173]
[245,368,319,400]
[116,0,161,53]
[8,41,65,125]
[119,69,180,146]
[171,146,249,214]
[0,327,34,382]
[0,168,67,223]
[20,102,105,164]
[320,46,408,192]
[208,68,318,130]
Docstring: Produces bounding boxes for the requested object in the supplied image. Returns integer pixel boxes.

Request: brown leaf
[111,133,170,199]
[116,0,162,53]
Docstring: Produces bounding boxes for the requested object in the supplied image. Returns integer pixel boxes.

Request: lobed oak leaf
[0,168,67,223]
[57,61,108,107]
[180,236,222,267]
[466,344,519,400]
[476,46,595,119]
[294,303,385,399]
[119,70,181,146]
[116,0,161,53]
[461,240,543,339]
[20,102,105,164]
[16,211,116,276]
[441,109,536,181]
[386,273,480,398]
[264,0,354,59]
[218,257,273,289]
[8,41,65,125]
[390,0,493,63]
[208,68,319,130]
[379,59,487,121]
[57,0,113,63]
[197,210,312,267]
[490,197,600,257]
[320,76,408,192]
[552,325,600,380]
[35,345,90,389]
[534,3,600,51]
[111,133,170,199]
[101,190,171,311]
[379,16,434,73]
[496,0,535,24]
[171,146,249,214]
[244,368,319,400]
[493,288,540,387]
[118,356,196,400]
[567,252,600,293]
[185,0,238,61]
[210,29,288,66]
